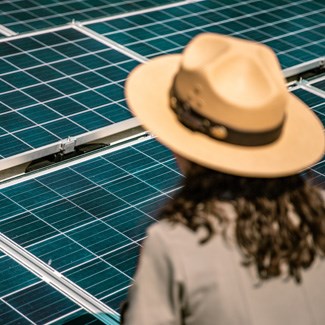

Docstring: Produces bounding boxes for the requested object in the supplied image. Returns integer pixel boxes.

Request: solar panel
[0,0,324,323]
[87,0,324,68]
[0,0,184,34]
[310,79,325,92]
[0,254,87,324]
[292,87,325,128]
[0,27,140,162]
[0,138,182,323]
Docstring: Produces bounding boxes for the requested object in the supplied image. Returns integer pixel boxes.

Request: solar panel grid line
[0,23,71,43]
[59,241,139,276]
[0,30,131,116]
[73,23,147,63]
[6,1,61,30]
[0,148,177,246]
[0,139,177,314]
[96,157,177,200]
[309,75,325,87]
[0,32,129,94]
[87,0,313,38]
[0,105,63,145]
[0,276,43,301]
[190,4,323,48]
[0,27,147,164]
[85,0,324,67]
[0,179,141,261]
[67,0,201,26]
[44,307,84,325]
[0,214,134,317]
[82,0,259,27]
[0,128,38,159]
[228,5,324,42]
[0,167,174,211]
[0,73,110,138]
[0,149,175,304]
[0,253,86,325]
[87,4,200,57]
[0,65,132,129]
[0,230,137,299]
[301,84,325,99]
[0,36,134,79]
[85,2,270,55]
[263,28,324,54]
[32,182,145,271]
[0,0,195,34]
[209,0,325,60]
[0,24,16,37]
[131,147,183,178]
[0,297,36,324]
[31,154,177,227]
[0,233,120,324]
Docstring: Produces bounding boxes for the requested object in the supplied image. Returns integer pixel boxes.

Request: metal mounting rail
[300,80,325,98]
[283,57,325,80]
[73,23,147,63]
[0,233,119,325]
[0,117,141,172]
[0,24,17,37]
[0,24,71,43]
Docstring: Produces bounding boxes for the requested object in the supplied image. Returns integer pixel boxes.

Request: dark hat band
[170,85,285,147]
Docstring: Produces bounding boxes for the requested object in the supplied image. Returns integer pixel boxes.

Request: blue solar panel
[0,138,182,321]
[0,255,86,324]
[0,28,139,160]
[87,0,325,68]
[0,0,183,34]
[311,79,325,92]
[292,88,325,187]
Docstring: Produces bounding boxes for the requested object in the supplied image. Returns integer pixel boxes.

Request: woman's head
[126,33,324,177]
[126,33,325,283]
[161,159,325,283]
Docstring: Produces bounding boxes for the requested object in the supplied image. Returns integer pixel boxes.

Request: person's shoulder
[147,219,192,239]
[141,221,183,258]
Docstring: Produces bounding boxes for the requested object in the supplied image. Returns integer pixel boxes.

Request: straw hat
[125,33,324,177]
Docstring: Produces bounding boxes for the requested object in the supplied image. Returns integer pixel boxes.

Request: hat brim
[126,55,324,177]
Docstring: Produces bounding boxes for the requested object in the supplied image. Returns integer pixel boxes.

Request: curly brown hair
[159,162,325,283]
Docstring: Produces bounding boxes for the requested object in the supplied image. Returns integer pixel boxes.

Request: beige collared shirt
[124,217,325,325]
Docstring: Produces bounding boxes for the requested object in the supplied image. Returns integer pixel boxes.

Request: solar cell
[0,0,186,34]
[0,28,138,161]
[0,138,182,322]
[87,0,325,68]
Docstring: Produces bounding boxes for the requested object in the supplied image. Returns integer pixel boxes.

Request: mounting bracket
[60,137,77,154]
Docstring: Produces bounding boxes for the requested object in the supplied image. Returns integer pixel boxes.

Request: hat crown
[175,33,287,132]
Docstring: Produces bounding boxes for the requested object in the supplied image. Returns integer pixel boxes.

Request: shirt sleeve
[122,224,185,325]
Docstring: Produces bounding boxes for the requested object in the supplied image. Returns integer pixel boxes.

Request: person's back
[144,217,325,325]
[123,171,325,324]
